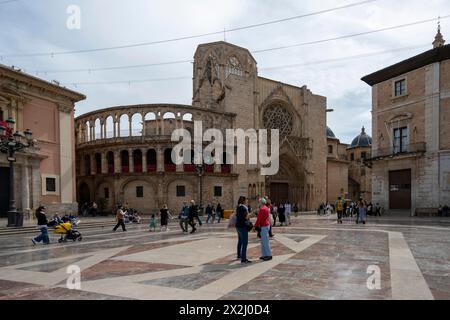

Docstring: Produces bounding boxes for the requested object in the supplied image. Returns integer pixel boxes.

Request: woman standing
[235,196,251,264]
[254,198,272,261]
[31,206,50,245]
[160,204,171,231]
[357,200,367,225]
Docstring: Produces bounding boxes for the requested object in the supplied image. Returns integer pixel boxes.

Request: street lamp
[0,117,34,227]
[195,163,205,215]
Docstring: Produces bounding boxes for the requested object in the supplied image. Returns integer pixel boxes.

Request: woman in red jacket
[254,197,272,261]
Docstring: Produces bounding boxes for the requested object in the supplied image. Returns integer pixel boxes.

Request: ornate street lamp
[0,117,34,227]
[195,163,205,215]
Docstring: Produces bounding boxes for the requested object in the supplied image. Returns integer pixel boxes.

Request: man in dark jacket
[188,200,198,234]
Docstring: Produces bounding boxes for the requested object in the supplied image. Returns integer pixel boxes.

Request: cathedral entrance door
[270,183,289,205]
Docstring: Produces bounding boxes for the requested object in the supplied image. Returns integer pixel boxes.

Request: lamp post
[195,163,205,215]
[0,117,34,227]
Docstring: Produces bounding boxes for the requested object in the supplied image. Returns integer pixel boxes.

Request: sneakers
[241,259,252,264]
[260,256,272,261]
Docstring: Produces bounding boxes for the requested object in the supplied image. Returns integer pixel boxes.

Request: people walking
[205,203,214,224]
[188,200,198,234]
[254,197,272,261]
[336,196,344,224]
[284,201,292,225]
[278,204,286,226]
[179,202,190,234]
[113,204,127,232]
[91,201,98,217]
[272,203,278,226]
[357,200,367,224]
[216,203,223,223]
[31,206,50,245]
[235,196,251,264]
[160,204,171,231]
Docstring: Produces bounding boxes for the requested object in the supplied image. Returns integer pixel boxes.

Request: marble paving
[0,216,449,300]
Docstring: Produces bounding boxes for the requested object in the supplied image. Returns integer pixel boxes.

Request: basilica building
[75,41,328,214]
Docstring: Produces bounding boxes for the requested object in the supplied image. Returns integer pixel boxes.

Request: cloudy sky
[0,0,448,143]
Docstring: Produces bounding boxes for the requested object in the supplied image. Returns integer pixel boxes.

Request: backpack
[336,201,343,211]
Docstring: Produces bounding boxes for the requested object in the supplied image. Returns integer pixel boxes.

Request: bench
[415,208,439,217]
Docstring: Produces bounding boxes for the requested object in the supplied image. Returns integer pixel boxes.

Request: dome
[326,126,336,138]
[350,127,372,148]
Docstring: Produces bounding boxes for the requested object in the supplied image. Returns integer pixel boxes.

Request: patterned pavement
[0,215,449,300]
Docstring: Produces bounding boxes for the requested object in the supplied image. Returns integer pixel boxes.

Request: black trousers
[113,219,126,231]
[189,219,197,232]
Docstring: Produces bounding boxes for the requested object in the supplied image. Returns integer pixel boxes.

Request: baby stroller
[54,220,82,243]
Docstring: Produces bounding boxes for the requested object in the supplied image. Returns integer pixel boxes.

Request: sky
[0,0,448,144]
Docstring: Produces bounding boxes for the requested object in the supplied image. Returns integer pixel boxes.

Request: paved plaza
[0,215,450,300]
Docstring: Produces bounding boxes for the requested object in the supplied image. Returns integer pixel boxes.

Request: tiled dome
[326,126,336,138]
[350,127,372,148]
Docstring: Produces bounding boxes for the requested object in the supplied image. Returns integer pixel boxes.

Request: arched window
[105,116,114,138]
[84,154,91,175]
[131,113,143,137]
[94,119,101,140]
[262,104,294,139]
[120,150,129,173]
[119,114,130,137]
[164,148,176,172]
[107,151,114,173]
[95,153,102,174]
[133,149,143,173]
[147,149,157,172]
[225,56,243,78]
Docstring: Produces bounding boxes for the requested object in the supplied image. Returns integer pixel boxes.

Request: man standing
[335,196,344,224]
[285,201,292,225]
[113,204,127,232]
[188,200,198,234]
[179,202,190,234]
[205,203,214,224]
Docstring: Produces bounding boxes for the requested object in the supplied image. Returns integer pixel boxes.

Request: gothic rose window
[225,56,243,78]
[263,104,293,139]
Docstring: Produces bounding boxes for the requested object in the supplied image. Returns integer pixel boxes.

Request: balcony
[368,143,426,160]
[183,164,196,172]
[165,164,176,172]
[147,164,157,172]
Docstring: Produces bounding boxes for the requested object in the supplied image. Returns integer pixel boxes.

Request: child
[149,214,157,232]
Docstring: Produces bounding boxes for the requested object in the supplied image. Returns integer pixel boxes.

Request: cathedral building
[75,41,328,213]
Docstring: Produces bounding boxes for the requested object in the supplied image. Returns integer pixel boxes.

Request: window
[0,109,3,121]
[394,79,406,97]
[225,56,243,78]
[328,145,333,154]
[46,178,56,192]
[361,152,367,160]
[104,188,109,199]
[393,127,408,153]
[350,153,355,161]
[214,186,222,197]
[176,185,185,197]
[136,186,144,198]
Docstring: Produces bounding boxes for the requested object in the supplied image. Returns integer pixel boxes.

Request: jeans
[34,226,49,244]
[217,213,222,223]
[196,215,202,226]
[179,218,188,232]
[337,210,343,221]
[260,226,272,258]
[206,214,212,223]
[113,219,126,231]
[236,227,248,262]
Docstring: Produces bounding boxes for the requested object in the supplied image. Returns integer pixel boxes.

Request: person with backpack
[335,196,344,224]
[235,196,251,264]
[179,202,190,234]
[188,200,198,234]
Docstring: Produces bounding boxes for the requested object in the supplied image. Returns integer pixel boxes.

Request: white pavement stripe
[388,232,434,300]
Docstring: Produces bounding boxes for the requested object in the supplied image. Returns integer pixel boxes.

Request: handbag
[245,219,253,232]
[227,213,237,228]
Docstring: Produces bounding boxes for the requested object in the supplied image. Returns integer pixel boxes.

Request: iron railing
[369,142,426,159]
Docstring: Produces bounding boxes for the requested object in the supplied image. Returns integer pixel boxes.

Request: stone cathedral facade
[75,41,328,213]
